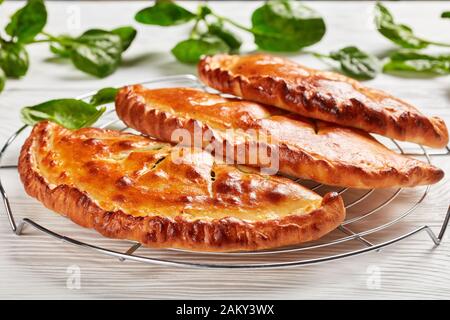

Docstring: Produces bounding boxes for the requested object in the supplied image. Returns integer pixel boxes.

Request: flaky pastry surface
[116,85,444,188]
[18,121,345,251]
[198,54,448,148]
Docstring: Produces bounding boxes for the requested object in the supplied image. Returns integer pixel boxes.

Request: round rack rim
[0,74,449,269]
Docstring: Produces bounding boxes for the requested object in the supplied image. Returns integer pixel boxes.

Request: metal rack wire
[1,74,449,269]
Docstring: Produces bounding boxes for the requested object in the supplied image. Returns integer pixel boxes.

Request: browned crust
[18,122,345,252]
[116,85,444,189]
[198,54,449,148]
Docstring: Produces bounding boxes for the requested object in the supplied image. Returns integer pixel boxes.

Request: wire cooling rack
[1,74,449,269]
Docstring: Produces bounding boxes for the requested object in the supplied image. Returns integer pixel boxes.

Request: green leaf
[383,50,450,75]
[81,27,137,52]
[69,32,123,78]
[135,0,195,26]
[208,22,242,52]
[251,0,326,52]
[374,3,428,49]
[90,87,119,106]
[442,11,450,19]
[5,0,47,43]
[0,41,29,78]
[111,26,137,51]
[328,46,380,80]
[171,36,229,64]
[0,68,5,93]
[49,27,133,78]
[21,99,106,129]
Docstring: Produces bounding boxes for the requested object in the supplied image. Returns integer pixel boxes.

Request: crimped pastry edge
[116,85,444,188]
[18,122,345,252]
[198,54,449,149]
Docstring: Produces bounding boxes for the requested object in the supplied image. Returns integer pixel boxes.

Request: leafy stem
[209,12,285,39]
[29,31,73,47]
[209,13,253,34]
[189,16,203,39]
[190,6,251,40]
[308,51,330,59]
[28,38,51,44]
[40,31,57,41]
[422,39,450,48]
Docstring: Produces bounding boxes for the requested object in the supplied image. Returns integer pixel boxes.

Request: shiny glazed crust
[198,54,449,148]
[116,85,444,188]
[18,122,345,252]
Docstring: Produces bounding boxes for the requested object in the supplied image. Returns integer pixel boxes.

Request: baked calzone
[115,85,444,189]
[198,53,449,148]
[18,121,345,252]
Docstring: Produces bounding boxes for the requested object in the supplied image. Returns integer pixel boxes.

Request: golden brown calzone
[198,53,449,148]
[115,85,444,189]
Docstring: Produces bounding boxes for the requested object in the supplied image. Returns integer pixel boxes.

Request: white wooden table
[0,1,449,299]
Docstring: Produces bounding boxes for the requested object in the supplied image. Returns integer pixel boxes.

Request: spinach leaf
[328,46,380,80]
[251,0,326,51]
[208,22,242,52]
[0,68,5,93]
[383,50,450,75]
[81,27,137,52]
[374,3,429,49]
[21,99,106,129]
[5,0,47,43]
[68,32,123,78]
[135,0,195,26]
[111,26,137,51]
[171,36,229,64]
[0,41,29,78]
[90,87,119,106]
[442,11,450,19]
[48,27,136,77]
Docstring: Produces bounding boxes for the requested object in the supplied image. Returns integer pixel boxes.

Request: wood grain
[0,1,449,299]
